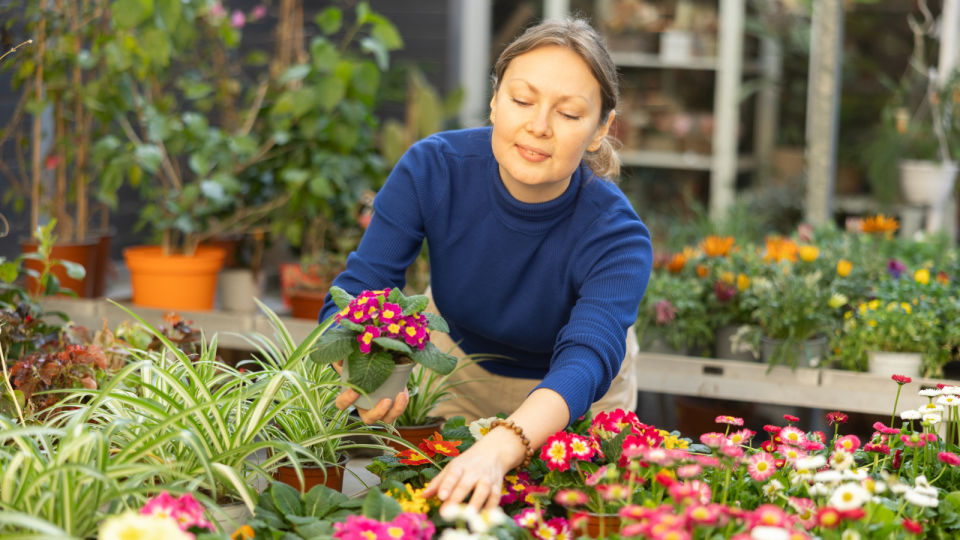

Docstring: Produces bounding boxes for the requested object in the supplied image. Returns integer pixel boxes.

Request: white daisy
[440,503,479,523]
[790,469,813,486]
[919,403,944,414]
[938,395,960,407]
[841,530,861,540]
[809,482,830,497]
[830,450,854,471]
[829,483,870,511]
[905,489,939,507]
[923,413,942,425]
[467,508,507,534]
[841,468,867,481]
[751,527,790,540]
[901,410,922,420]
[795,455,827,471]
[762,479,785,500]
[861,477,886,494]
[919,388,942,397]
[814,470,843,484]
[468,417,497,440]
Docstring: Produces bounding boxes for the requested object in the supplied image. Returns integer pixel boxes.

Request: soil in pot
[385,418,446,454]
[123,245,225,310]
[342,359,416,410]
[760,336,827,368]
[584,513,621,538]
[21,238,99,298]
[289,289,327,320]
[273,457,349,493]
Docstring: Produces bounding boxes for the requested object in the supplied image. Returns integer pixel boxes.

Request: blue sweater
[318,127,653,421]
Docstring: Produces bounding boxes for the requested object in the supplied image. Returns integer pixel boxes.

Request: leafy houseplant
[312,287,457,409]
[635,270,712,355]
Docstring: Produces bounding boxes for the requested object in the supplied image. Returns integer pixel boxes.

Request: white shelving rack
[595,0,781,218]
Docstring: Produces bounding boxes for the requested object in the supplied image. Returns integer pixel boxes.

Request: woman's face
[490,45,614,203]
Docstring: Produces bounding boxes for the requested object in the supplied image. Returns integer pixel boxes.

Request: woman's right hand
[331,360,409,424]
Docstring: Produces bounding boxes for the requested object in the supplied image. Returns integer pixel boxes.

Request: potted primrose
[311,287,458,410]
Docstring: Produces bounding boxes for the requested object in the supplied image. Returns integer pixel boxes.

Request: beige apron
[423,287,638,423]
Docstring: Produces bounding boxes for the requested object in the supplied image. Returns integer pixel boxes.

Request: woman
[319,17,652,512]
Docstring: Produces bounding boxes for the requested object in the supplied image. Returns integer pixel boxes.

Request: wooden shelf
[610,51,763,74]
[636,352,944,416]
[618,149,757,172]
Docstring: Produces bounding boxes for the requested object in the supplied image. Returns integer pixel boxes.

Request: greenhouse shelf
[618,150,757,171]
[636,352,944,416]
[40,297,320,352]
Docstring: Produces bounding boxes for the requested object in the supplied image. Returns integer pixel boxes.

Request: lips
[516,143,550,157]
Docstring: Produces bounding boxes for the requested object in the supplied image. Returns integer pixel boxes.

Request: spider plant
[237,299,410,486]
[396,355,501,427]
[0,414,180,540]
[59,302,327,520]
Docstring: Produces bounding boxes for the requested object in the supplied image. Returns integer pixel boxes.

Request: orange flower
[861,214,899,234]
[232,525,255,540]
[763,237,798,263]
[666,253,686,274]
[937,271,950,285]
[837,259,853,277]
[422,432,462,457]
[699,235,735,258]
[682,246,699,260]
[696,265,708,278]
[396,449,432,465]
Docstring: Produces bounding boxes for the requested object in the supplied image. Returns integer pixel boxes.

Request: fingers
[467,479,491,512]
[434,465,464,502]
[334,388,359,410]
[357,398,395,424]
[443,472,478,509]
[484,479,503,511]
[421,468,446,499]
[331,360,343,375]
[380,389,409,424]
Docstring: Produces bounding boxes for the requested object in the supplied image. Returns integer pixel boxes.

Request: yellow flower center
[756,462,768,472]
[549,443,567,461]
[362,532,377,540]
[388,527,405,539]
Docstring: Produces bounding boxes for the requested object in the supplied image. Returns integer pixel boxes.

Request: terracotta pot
[123,246,226,310]
[273,457,348,493]
[92,229,115,297]
[385,418,446,454]
[203,235,243,268]
[289,289,328,320]
[584,513,621,538]
[21,238,99,298]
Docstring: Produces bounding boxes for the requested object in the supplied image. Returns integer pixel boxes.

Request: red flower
[864,443,891,455]
[826,411,848,425]
[817,507,842,529]
[763,425,781,435]
[892,374,912,385]
[903,518,923,535]
[938,451,960,466]
[893,449,903,470]
[783,414,800,423]
[809,431,827,444]
[760,440,777,453]
[421,432,461,457]
[395,449,432,465]
[540,432,572,472]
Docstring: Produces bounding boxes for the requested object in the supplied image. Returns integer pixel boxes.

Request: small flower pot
[123,245,226,310]
[385,417,446,454]
[212,499,251,533]
[760,336,827,368]
[641,335,688,356]
[289,289,328,320]
[273,455,349,493]
[660,30,694,64]
[584,513,621,538]
[218,268,265,313]
[714,325,757,362]
[21,237,100,298]
[868,351,923,379]
[341,360,415,410]
[899,160,959,232]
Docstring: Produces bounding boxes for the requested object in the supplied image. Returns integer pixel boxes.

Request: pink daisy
[747,452,776,481]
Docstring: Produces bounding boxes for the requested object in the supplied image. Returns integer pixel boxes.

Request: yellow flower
[682,246,699,260]
[844,311,852,319]
[799,245,820,262]
[100,512,192,540]
[721,272,735,284]
[901,302,912,314]
[886,302,898,312]
[390,484,438,514]
[858,303,868,314]
[658,429,689,450]
[737,274,750,291]
[868,299,880,311]
[837,259,853,277]
[829,293,848,309]
[915,268,930,285]
[868,320,878,327]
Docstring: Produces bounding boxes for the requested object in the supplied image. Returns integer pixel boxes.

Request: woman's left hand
[421,426,527,511]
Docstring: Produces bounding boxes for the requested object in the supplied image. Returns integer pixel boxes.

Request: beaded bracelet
[490,418,535,469]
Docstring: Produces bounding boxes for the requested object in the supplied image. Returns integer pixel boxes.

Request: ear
[590,111,616,150]
[489,92,498,123]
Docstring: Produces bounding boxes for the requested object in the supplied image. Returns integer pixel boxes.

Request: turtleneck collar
[489,160,583,234]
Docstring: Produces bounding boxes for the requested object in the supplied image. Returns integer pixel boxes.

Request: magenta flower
[939,451,960,466]
[333,515,387,540]
[714,280,737,302]
[400,323,426,347]
[834,435,861,453]
[357,325,381,354]
[676,464,703,479]
[747,452,776,481]
[699,432,726,449]
[716,415,744,426]
[654,299,678,325]
[803,440,825,452]
[540,432,572,472]
[141,492,212,532]
[379,302,402,323]
[514,508,540,529]
[901,433,926,448]
[251,5,267,20]
[568,434,595,461]
[887,259,907,278]
[390,513,434,540]
[230,10,246,28]
[347,303,370,324]
[864,443,891,455]
[140,491,179,522]
[779,426,806,446]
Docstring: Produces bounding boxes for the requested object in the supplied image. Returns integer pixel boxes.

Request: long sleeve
[535,210,653,422]
[317,137,449,323]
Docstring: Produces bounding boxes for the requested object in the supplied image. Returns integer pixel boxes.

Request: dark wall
[0,0,455,260]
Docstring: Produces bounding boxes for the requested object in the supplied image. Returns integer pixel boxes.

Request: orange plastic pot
[21,238,99,298]
[584,513,621,538]
[123,246,226,310]
[385,418,446,454]
[273,458,348,493]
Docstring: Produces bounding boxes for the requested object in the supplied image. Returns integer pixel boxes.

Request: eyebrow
[508,78,589,105]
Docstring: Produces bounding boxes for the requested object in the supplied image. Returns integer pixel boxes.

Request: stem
[892,384,903,428]
[932,463,950,485]
[720,464,733,504]
[914,445,919,479]
[0,333,26,425]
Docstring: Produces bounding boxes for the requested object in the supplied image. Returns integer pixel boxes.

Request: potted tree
[311,287,458,409]
[0,3,112,298]
[88,1,285,310]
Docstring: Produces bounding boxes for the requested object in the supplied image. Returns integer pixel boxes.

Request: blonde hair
[492,18,621,181]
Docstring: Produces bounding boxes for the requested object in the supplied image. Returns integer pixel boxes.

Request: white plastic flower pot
[341,360,415,409]
[218,268,264,313]
[898,160,959,232]
[213,500,251,533]
[868,351,922,379]
[715,325,758,362]
[659,30,694,64]
[760,336,826,368]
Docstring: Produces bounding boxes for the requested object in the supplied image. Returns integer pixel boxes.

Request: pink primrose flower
[140,491,179,522]
[333,515,388,540]
[514,508,540,529]
[379,302,402,323]
[540,432,572,472]
[567,434,595,461]
[747,452,777,482]
[357,325,381,354]
[585,465,608,487]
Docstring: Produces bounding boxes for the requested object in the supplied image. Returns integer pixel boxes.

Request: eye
[560,112,580,120]
[511,98,530,106]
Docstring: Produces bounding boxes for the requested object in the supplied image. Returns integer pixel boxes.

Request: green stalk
[720,464,733,504]
[891,384,903,428]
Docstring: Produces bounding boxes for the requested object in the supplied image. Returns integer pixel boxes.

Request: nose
[526,104,552,138]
